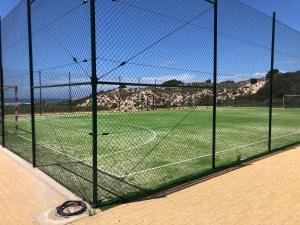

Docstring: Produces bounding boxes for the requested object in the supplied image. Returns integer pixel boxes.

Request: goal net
[283,95,300,108]
[4,86,19,133]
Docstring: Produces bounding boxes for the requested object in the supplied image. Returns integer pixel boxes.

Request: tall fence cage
[0,0,299,206]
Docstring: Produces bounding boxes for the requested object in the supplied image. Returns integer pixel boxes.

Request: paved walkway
[1,146,300,224]
[74,146,300,225]
[0,147,88,225]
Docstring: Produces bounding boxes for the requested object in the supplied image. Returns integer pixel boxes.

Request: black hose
[56,200,87,217]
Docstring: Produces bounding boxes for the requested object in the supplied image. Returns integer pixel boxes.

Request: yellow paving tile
[73,146,300,225]
[1,145,300,224]
[0,147,86,225]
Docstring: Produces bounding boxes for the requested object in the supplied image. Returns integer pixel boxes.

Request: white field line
[10,131,123,179]
[219,130,300,153]
[10,125,300,179]
[34,113,298,158]
[124,130,300,177]
[99,122,157,158]
[272,112,300,117]
[13,114,156,163]
[17,114,156,159]
[9,131,88,164]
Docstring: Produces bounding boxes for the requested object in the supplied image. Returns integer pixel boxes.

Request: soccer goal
[4,85,19,133]
[283,95,300,108]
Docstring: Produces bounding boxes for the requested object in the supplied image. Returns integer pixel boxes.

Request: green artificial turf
[3,107,300,204]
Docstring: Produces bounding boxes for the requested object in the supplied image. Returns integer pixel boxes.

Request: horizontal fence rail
[0,0,299,207]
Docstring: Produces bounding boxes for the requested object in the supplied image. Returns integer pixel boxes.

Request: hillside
[254,70,300,99]
[73,71,300,111]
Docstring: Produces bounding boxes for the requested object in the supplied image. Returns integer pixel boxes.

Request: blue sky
[1,0,300,100]
[0,0,19,18]
[1,0,300,30]
[240,0,300,31]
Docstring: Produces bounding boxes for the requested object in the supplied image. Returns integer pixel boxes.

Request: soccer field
[5,107,300,203]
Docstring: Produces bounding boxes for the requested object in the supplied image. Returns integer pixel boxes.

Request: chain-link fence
[215,0,273,166]
[271,20,300,150]
[1,0,32,162]
[0,0,299,206]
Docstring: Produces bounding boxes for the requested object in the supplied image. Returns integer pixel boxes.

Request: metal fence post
[90,0,98,208]
[268,12,276,152]
[0,16,5,147]
[68,72,72,114]
[15,86,19,132]
[212,0,218,169]
[27,0,36,167]
[39,70,42,115]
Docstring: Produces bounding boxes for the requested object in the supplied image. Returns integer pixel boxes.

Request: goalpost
[283,95,300,109]
[4,85,19,133]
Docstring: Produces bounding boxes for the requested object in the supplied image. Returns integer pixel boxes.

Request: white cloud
[278,60,300,65]
[219,72,267,82]
[143,73,196,83]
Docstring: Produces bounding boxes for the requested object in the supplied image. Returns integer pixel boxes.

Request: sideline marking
[125,130,300,177]
[8,131,123,179]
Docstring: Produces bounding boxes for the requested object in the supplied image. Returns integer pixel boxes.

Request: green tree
[162,79,184,87]
[250,78,258,85]
[266,69,279,79]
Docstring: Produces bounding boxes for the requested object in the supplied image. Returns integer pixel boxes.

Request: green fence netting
[0,0,299,206]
